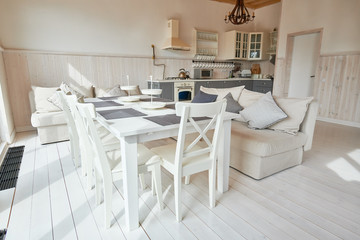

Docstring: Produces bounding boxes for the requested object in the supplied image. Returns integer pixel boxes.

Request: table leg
[217,119,231,193]
[120,136,139,231]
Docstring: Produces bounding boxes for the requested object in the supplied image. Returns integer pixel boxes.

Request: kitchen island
[147,78,273,101]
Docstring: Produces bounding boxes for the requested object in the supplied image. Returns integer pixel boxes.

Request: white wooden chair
[151,100,227,222]
[57,92,80,167]
[65,95,148,191]
[76,102,164,228]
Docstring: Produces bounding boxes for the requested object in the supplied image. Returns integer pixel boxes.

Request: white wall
[0,47,15,143]
[277,0,360,57]
[0,0,261,59]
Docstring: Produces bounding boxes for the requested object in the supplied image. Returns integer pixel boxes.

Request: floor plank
[4,121,360,240]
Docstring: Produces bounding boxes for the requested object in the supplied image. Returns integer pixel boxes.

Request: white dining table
[92,98,238,231]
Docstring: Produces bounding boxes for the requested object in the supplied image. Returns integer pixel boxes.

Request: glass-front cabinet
[224,31,268,60]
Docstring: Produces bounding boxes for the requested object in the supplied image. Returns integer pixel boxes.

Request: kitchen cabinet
[224,31,269,60]
[193,29,218,58]
[252,80,273,93]
[148,82,174,100]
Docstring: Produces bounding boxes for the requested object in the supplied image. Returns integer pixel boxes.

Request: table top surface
[86,97,239,138]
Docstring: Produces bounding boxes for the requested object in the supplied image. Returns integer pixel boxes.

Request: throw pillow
[124,85,142,95]
[238,88,264,108]
[223,92,242,113]
[32,86,61,113]
[70,81,94,98]
[269,96,313,135]
[192,90,218,103]
[200,85,245,101]
[240,92,287,129]
[105,85,127,97]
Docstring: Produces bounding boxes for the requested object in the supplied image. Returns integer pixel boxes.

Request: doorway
[285,29,322,98]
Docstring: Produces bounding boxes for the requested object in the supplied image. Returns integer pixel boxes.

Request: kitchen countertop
[148,78,272,83]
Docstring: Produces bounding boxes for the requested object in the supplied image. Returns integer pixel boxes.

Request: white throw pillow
[105,85,127,97]
[200,85,245,101]
[32,86,61,113]
[270,96,313,135]
[70,81,94,98]
[238,88,264,108]
[240,92,287,129]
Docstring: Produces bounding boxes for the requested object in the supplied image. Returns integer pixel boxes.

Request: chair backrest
[74,102,112,179]
[174,100,227,170]
[57,91,79,141]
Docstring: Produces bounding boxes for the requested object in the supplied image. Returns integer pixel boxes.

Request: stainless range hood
[162,19,190,51]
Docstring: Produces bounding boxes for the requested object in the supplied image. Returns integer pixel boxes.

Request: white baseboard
[16,126,36,132]
[317,117,360,128]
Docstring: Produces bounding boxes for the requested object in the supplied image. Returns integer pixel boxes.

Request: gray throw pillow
[223,92,242,113]
[192,90,217,103]
[240,92,287,129]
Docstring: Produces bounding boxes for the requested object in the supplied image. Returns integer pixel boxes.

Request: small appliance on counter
[194,69,213,79]
[240,69,252,78]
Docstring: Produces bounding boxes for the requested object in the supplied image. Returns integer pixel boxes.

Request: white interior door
[288,33,320,98]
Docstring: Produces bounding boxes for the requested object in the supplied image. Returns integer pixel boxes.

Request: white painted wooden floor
[3,121,360,240]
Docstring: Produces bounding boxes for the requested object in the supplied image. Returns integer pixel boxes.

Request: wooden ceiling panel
[212,0,281,9]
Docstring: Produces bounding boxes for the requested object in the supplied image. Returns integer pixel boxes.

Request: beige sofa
[29,83,142,144]
[29,90,69,144]
[230,101,318,179]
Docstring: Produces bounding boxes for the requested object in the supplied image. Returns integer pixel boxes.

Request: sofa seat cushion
[31,111,67,127]
[231,121,307,157]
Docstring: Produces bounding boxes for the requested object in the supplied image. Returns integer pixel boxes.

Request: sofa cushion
[200,85,245,101]
[95,85,127,97]
[192,90,217,103]
[240,92,287,129]
[238,89,264,108]
[223,93,242,113]
[70,82,94,98]
[32,86,61,113]
[270,96,313,135]
[231,121,307,157]
[31,111,67,127]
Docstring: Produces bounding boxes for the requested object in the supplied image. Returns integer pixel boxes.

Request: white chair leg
[95,171,102,205]
[103,180,112,228]
[151,173,156,196]
[139,173,146,190]
[184,176,190,185]
[73,141,81,168]
[152,164,164,210]
[86,154,93,190]
[80,148,87,177]
[209,168,216,208]
[174,172,182,222]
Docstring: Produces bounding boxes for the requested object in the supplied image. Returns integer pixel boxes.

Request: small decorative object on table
[140,76,166,109]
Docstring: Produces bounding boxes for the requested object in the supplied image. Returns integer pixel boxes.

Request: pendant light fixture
[224,0,255,25]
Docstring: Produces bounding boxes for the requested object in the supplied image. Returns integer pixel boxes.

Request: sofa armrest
[300,101,319,151]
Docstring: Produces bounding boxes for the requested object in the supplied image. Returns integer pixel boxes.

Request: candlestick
[126,75,129,86]
[150,75,153,103]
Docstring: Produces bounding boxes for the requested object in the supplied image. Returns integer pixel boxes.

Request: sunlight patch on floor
[327,157,360,182]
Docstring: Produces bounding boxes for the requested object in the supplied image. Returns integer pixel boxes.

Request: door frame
[284,28,323,96]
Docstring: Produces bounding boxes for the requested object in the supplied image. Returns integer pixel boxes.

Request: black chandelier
[224,0,255,25]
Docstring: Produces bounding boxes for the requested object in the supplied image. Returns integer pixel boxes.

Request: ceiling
[212,0,281,9]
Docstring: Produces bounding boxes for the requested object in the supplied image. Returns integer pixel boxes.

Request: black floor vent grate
[0,146,25,191]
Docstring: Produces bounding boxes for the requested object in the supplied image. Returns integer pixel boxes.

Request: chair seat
[108,144,162,173]
[152,143,212,176]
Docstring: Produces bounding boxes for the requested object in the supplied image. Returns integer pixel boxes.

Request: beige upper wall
[0,0,281,59]
[277,0,360,57]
